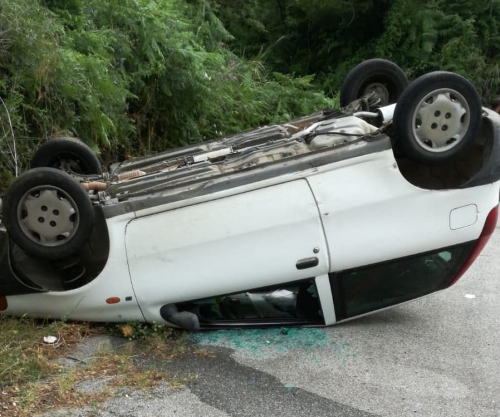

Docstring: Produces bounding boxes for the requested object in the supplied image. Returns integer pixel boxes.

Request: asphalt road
[39,227,500,417]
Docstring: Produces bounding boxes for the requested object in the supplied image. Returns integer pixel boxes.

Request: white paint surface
[306,150,499,271]
[126,180,329,322]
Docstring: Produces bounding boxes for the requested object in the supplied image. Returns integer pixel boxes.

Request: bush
[0,0,334,190]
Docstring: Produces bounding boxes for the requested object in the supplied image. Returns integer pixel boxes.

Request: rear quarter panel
[307,150,500,272]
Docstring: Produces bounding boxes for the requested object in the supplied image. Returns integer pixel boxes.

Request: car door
[125,179,330,323]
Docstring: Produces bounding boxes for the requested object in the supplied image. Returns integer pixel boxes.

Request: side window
[330,242,475,320]
[175,278,324,326]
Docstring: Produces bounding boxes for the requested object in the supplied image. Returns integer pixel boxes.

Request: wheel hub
[19,186,79,246]
[363,83,390,106]
[54,156,85,175]
[413,89,470,153]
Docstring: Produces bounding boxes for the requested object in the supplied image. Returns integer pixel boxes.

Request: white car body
[1,105,500,330]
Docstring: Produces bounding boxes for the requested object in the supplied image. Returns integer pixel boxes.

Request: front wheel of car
[339,58,408,108]
[393,71,482,166]
[2,167,94,260]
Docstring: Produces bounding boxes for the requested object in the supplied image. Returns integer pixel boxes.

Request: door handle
[296,257,319,270]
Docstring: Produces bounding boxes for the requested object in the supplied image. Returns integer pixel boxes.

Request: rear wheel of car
[2,167,94,260]
[393,71,482,166]
[340,59,408,108]
[31,137,102,175]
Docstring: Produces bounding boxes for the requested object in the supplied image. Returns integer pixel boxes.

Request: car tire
[31,137,102,175]
[2,167,94,260]
[393,71,482,166]
[340,59,408,108]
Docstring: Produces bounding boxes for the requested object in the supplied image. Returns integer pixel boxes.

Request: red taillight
[447,204,499,287]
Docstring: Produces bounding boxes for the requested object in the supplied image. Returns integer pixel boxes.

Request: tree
[0,0,334,190]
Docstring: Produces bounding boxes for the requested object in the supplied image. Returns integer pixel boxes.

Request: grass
[0,315,92,387]
[0,316,197,417]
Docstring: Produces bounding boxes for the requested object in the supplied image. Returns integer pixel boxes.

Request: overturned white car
[0,59,499,330]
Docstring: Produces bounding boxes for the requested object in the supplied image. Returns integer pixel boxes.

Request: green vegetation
[1,0,500,190]
[0,0,335,190]
[213,0,500,99]
[0,315,195,416]
[117,320,174,340]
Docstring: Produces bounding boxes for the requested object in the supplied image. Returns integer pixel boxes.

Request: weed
[0,315,91,388]
[0,316,196,416]
[117,321,173,341]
